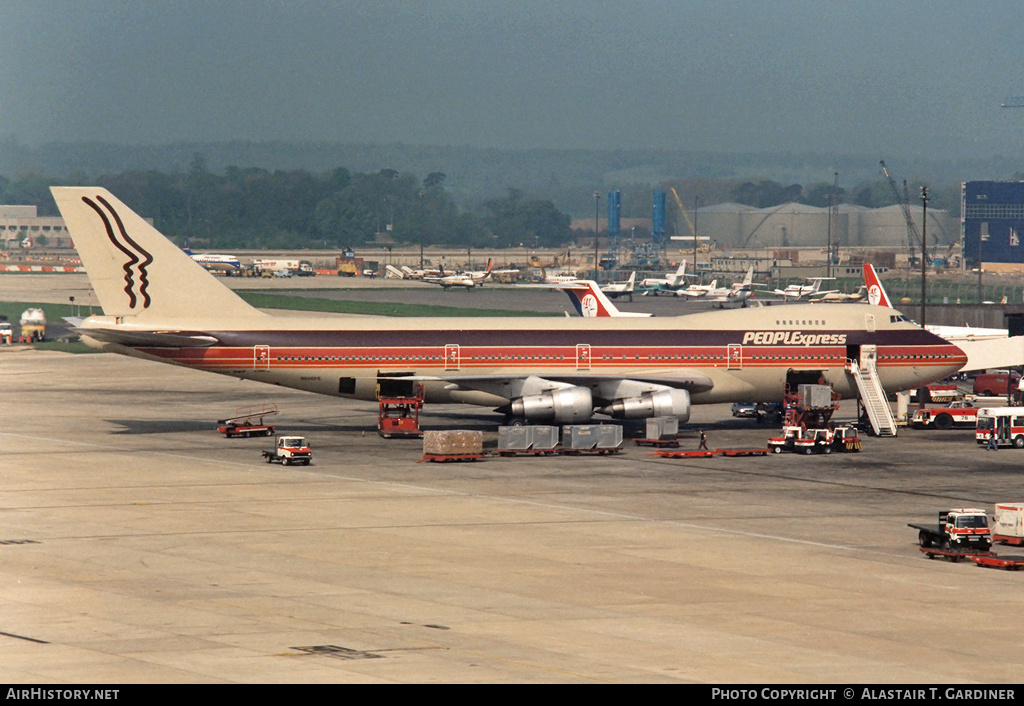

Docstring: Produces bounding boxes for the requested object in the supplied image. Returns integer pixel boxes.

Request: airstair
[847,350,897,437]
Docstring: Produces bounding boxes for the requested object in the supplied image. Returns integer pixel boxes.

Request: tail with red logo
[863,264,893,308]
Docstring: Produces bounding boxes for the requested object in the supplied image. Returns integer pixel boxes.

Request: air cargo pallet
[919,546,992,563]
[970,554,1024,570]
[419,453,485,463]
[654,448,770,459]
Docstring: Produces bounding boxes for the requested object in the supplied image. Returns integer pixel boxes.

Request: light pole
[920,186,929,328]
[593,191,600,280]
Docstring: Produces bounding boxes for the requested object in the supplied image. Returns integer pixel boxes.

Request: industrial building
[0,205,71,249]
[962,180,1024,272]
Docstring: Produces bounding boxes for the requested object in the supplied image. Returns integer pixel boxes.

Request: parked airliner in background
[182,241,242,275]
[640,262,693,295]
[600,271,637,300]
[686,265,760,306]
[422,259,494,289]
[773,277,839,300]
[53,187,967,425]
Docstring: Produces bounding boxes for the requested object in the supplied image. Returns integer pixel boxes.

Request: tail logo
[580,293,599,317]
[867,284,883,307]
[81,195,153,309]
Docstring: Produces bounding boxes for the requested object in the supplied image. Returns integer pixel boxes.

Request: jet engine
[602,389,690,421]
[510,386,594,423]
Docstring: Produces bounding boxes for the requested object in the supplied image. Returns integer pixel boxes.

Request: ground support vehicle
[993,503,1024,545]
[217,403,277,437]
[420,453,486,463]
[970,554,1024,570]
[634,437,681,448]
[911,400,980,430]
[378,395,423,438]
[919,545,991,563]
[911,383,962,404]
[975,407,1024,448]
[831,426,862,452]
[973,371,1020,397]
[262,436,312,466]
[768,426,834,454]
[655,448,769,459]
[909,508,992,552]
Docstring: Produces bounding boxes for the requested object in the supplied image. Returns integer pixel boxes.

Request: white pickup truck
[262,436,312,466]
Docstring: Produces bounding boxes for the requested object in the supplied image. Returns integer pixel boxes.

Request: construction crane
[880,160,925,267]
[668,187,713,272]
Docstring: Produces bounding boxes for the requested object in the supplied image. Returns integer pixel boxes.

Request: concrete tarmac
[3,274,1024,683]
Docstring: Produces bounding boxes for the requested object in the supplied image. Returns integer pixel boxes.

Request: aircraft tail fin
[561,281,652,317]
[51,187,263,320]
[863,264,893,308]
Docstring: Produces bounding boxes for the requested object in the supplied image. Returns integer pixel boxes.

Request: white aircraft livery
[53,187,967,424]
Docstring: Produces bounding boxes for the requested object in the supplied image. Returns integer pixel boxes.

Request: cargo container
[994,503,1024,545]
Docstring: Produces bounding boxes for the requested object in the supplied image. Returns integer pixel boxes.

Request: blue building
[962,181,1024,269]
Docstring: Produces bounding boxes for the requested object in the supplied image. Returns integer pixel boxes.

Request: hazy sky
[3,0,1023,159]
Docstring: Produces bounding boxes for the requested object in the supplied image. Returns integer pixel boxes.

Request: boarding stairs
[847,356,897,437]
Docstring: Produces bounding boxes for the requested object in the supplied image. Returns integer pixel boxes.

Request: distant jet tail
[51,187,263,320]
[561,281,652,317]
[668,261,687,285]
[863,264,893,308]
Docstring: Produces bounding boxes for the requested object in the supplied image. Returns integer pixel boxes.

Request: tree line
[0,157,573,250]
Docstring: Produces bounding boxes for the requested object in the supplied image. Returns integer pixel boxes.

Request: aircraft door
[727,343,743,370]
[253,345,270,371]
[444,344,460,371]
[865,313,876,332]
[860,344,878,368]
[576,343,592,371]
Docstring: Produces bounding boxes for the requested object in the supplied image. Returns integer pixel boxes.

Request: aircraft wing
[403,371,715,399]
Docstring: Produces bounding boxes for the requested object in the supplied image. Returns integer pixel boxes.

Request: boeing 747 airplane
[53,188,967,425]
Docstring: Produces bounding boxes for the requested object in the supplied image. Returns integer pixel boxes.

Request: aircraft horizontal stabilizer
[75,327,220,348]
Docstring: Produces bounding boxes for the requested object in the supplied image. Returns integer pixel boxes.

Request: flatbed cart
[634,437,681,448]
[217,403,278,438]
[919,546,992,563]
[495,448,560,457]
[419,453,486,463]
[971,554,1024,570]
[655,448,770,459]
[718,448,771,457]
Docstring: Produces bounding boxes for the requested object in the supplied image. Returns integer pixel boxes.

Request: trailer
[919,546,992,563]
[908,508,992,551]
[970,554,1024,570]
[217,403,278,437]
